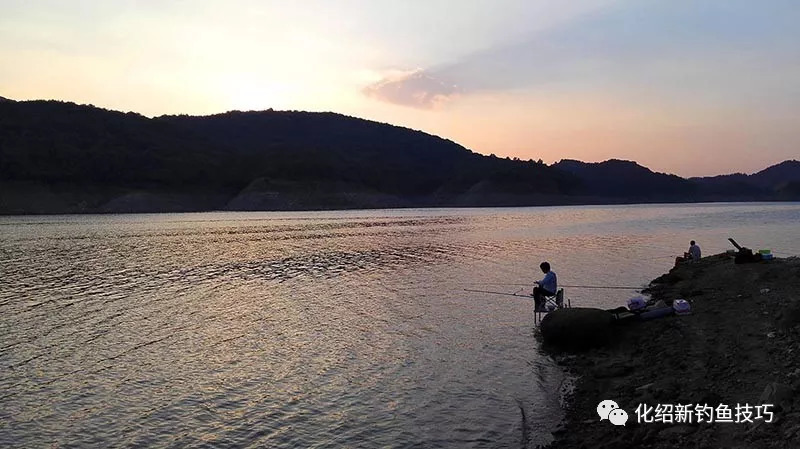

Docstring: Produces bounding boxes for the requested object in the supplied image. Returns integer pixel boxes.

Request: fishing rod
[562,284,644,290]
[464,283,644,290]
[463,288,533,298]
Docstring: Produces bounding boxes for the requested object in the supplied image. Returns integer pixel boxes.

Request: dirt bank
[545,253,800,449]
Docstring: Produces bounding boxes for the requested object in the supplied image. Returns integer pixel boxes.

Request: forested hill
[0,100,577,213]
[0,99,798,214]
[555,159,800,201]
[553,159,695,201]
[157,111,574,197]
[691,160,800,199]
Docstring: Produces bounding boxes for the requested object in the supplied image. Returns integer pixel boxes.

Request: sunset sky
[2,0,798,177]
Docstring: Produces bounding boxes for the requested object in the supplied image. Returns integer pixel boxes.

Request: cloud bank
[363,1,800,110]
[362,69,461,110]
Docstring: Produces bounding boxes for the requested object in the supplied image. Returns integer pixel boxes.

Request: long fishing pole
[562,284,644,290]
[463,288,533,298]
[464,283,644,290]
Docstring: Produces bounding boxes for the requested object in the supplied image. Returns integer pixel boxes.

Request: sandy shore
[545,253,800,449]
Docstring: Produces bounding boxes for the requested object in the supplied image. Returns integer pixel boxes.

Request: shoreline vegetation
[2,98,800,215]
[543,253,800,449]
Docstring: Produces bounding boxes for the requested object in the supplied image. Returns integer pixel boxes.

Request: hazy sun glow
[2,0,799,176]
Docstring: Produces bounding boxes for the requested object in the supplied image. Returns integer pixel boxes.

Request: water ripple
[1,205,799,447]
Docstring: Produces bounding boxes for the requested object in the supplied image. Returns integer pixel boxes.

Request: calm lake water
[2,203,799,448]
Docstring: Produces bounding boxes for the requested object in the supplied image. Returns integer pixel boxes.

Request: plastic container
[673,299,692,315]
[759,249,772,255]
[762,253,774,260]
[627,296,648,312]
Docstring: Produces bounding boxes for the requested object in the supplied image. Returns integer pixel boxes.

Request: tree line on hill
[0,99,798,213]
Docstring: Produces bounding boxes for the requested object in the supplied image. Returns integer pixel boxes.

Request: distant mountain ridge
[553,159,696,200]
[556,158,800,201]
[738,160,800,188]
[691,160,800,200]
[0,98,798,214]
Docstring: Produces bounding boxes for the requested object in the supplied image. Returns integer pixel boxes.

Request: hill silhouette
[159,110,575,198]
[1,98,798,214]
[690,160,800,200]
[553,159,697,200]
[0,100,578,213]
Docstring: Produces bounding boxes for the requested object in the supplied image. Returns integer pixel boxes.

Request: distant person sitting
[688,240,701,261]
[675,240,702,266]
[532,262,557,312]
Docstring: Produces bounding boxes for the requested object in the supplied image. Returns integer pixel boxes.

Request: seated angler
[688,240,701,262]
[532,261,557,312]
[675,240,702,266]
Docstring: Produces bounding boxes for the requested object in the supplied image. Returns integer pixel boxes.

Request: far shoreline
[2,196,799,217]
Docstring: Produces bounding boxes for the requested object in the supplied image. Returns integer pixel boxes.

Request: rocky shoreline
[544,253,800,449]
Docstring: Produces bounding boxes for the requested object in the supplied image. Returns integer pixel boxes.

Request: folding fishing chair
[534,288,568,325]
